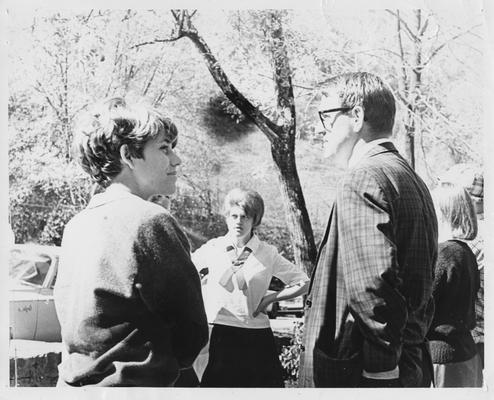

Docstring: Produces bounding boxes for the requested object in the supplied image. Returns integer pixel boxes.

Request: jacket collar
[350,141,398,169]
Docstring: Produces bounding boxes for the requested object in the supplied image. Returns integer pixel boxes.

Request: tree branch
[396,10,409,94]
[34,80,61,119]
[168,10,280,142]
[385,9,419,42]
[131,37,183,50]
[422,23,482,66]
[142,54,165,96]
[257,73,314,90]
[83,9,93,24]
[419,95,480,157]
[418,14,430,37]
[266,11,296,136]
[131,10,194,50]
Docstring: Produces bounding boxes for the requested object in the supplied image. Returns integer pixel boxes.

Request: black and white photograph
[2,0,492,397]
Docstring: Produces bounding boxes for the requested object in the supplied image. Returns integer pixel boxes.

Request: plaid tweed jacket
[299,142,438,387]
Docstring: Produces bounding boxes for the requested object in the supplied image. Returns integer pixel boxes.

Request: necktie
[218,245,252,292]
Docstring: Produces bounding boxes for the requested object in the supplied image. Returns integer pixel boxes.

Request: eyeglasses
[318,107,352,131]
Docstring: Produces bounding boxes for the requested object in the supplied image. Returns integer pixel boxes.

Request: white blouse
[192,234,308,329]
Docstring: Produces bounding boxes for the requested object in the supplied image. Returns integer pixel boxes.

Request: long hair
[433,184,478,240]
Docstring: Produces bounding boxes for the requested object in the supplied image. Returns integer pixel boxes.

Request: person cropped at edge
[428,185,482,387]
[298,72,438,388]
[53,97,208,387]
[438,164,485,372]
[192,188,309,387]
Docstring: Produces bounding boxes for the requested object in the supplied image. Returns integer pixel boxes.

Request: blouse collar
[225,233,261,254]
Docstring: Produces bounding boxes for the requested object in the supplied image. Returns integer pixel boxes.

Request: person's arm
[191,243,211,285]
[253,249,309,317]
[338,169,407,381]
[134,212,208,368]
[431,243,454,308]
[253,281,308,317]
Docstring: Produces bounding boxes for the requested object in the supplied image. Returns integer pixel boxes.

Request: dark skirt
[200,324,284,388]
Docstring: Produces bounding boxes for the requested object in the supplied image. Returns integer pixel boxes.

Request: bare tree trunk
[394,9,415,168]
[62,46,72,161]
[267,12,317,273]
[389,8,476,170]
[404,108,416,168]
[405,9,424,170]
[163,10,317,273]
[271,141,317,273]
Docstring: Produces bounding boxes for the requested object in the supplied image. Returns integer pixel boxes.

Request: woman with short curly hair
[54,97,208,387]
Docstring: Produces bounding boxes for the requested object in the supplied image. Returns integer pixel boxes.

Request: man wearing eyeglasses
[299,72,438,388]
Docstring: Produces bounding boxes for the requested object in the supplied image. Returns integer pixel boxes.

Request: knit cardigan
[427,240,479,364]
[54,187,208,386]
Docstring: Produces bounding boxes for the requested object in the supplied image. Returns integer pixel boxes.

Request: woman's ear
[120,144,134,170]
[352,105,365,132]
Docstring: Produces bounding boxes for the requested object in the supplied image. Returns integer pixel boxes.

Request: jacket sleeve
[133,212,208,368]
[337,169,407,373]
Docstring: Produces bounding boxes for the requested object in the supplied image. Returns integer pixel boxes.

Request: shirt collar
[87,184,137,209]
[348,138,393,168]
[224,233,261,254]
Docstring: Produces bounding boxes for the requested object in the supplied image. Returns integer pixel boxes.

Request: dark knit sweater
[427,240,479,364]
[54,186,208,386]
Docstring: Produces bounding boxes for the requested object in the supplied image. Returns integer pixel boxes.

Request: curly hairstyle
[73,97,178,185]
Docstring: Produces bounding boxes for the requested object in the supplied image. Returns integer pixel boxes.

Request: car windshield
[9,248,53,288]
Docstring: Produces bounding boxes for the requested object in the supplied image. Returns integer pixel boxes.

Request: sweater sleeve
[191,240,213,275]
[432,243,459,307]
[133,212,208,368]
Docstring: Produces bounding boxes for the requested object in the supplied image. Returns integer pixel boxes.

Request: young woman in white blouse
[192,188,309,387]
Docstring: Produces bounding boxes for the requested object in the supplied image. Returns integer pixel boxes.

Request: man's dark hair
[322,72,396,134]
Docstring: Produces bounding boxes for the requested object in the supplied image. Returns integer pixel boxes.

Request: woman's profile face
[226,205,254,241]
[131,132,181,200]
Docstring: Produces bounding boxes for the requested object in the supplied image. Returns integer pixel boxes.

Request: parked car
[9,244,61,342]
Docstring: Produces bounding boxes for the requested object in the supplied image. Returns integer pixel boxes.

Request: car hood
[9,283,53,302]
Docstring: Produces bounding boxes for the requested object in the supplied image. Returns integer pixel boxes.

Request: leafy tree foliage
[8,8,484,257]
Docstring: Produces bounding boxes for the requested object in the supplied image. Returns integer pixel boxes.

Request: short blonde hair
[223,188,265,228]
[433,185,478,240]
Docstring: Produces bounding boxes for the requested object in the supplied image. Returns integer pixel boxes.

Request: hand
[253,293,276,317]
